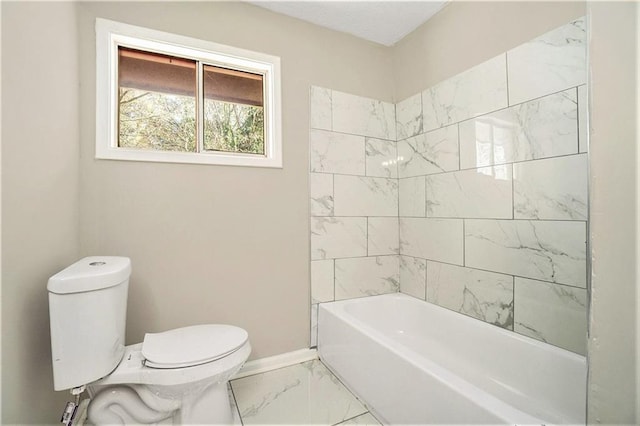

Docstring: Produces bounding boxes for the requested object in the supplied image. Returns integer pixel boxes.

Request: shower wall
[309,87,399,346]
[396,17,588,355]
[309,17,588,355]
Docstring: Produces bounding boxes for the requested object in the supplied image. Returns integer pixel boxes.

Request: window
[96,19,282,168]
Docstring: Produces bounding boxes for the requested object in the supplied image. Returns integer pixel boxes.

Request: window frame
[96,18,282,168]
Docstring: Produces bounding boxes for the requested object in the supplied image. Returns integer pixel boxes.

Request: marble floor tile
[228,383,242,425]
[336,412,382,425]
[231,359,368,425]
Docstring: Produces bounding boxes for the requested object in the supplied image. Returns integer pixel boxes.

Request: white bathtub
[318,293,586,425]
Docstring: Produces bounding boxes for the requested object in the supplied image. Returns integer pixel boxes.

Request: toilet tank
[48,256,131,391]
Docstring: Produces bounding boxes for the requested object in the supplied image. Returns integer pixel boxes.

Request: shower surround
[310,17,587,355]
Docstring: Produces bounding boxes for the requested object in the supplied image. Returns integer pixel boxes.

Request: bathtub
[318,293,586,425]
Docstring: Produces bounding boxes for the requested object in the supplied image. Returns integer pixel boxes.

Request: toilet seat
[91,339,251,387]
[142,324,248,369]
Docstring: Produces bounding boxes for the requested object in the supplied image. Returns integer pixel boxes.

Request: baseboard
[232,347,318,379]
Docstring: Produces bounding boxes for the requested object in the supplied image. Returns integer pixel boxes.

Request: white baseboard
[232,348,318,379]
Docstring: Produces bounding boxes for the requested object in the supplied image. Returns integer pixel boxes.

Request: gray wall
[1,1,81,420]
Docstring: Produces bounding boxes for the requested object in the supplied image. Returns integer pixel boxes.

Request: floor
[229,359,381,425]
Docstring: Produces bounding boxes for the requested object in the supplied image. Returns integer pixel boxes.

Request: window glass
[203,65,265,155]
[118,47,197,152]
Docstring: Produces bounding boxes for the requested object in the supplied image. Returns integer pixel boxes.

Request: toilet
[47,256,250,425]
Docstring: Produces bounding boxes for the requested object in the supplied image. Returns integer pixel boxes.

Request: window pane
[118,47,197,152]
[203,65,265,155]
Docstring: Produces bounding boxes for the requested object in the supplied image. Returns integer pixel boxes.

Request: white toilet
[47,256,251,425]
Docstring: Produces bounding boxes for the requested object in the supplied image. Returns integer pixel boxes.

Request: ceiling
[246,1,449,46]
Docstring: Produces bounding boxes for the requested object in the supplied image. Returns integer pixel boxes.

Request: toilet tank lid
[47,256,131,294]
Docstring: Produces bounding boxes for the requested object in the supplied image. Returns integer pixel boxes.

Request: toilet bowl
[87,326,251,424]
[47,257,250,425]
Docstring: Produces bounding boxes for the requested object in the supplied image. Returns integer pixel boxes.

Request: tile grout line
[317,359,373,425]
[403,85,582,143]
[234,357,320,381]
[229,383,245,426]
[332,411,378,426]
[316,59,587,347]
[387,255,587,291]
[311,126,396,143]
[318,147,586,182]
[312,214,587,223]
[321,84,584,146]
[391,151,587,181]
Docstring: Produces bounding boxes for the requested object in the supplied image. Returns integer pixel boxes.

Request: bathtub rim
[319,292,586,364]
[318,292,587,425]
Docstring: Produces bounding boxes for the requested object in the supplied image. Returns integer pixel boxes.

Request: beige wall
[1,1,393,423]
[76,1,393,361]
[1,2,81,422]
[392,1,586,101]
[588,2,638,424]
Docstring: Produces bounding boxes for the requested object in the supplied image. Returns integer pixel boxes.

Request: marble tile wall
[395,16,588,355]
[309,17,588,355]
[309,87,399,346]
